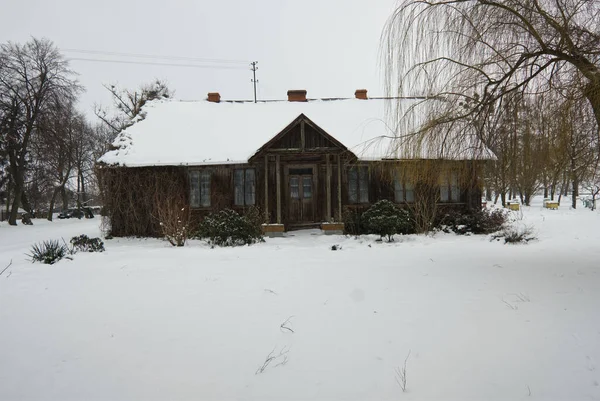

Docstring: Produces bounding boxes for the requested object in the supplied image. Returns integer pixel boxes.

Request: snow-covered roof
[98,98,495,167]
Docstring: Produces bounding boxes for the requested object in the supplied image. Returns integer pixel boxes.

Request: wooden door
[288,170,315,223]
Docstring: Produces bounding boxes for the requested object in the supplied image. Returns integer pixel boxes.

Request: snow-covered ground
[1,198,600,400]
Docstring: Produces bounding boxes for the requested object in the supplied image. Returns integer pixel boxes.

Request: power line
[62,48,250,65]
[67,57,249,70]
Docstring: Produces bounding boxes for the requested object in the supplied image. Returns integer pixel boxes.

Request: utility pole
[250,61,258,103]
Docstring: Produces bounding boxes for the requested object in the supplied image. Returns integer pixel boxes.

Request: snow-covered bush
[70,235,105,253]
[361,200,414,241]
[493,224,536,244]
[28,240,68,265]
[195,208,263,247]
[437,208,507,235]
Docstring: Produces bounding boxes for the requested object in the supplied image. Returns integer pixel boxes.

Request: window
[348,166,369,203]
[440,172,460,202]
[302,176,312,198]
[290,177,300,199]
[190,170,211,207]
[234,168,255,206]
[394,176,414,203]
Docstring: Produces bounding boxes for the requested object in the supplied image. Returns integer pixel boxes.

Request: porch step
[286,223,322,231]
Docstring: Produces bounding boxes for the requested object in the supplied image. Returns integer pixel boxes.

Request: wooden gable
[249,114,354,161]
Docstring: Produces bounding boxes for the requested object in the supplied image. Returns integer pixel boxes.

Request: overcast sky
[0,0,398,118]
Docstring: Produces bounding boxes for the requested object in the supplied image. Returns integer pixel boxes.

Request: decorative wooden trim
[276,155,282,224]
[300,120,305,151]
[248,114,354,162]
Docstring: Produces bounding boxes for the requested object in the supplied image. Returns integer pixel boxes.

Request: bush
[157,205,189,247]
[195,208,263,247]
[437,208,507,235]
[492,224,536,244]
[361,200,414,241]
[70,235,105,253]
[343,207,365,236]
[28,240,68,265]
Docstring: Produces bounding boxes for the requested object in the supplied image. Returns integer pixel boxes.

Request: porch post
[337,154,342,221]
[264,156,269,222]
[326,154,332,222]
[276,154,282,224]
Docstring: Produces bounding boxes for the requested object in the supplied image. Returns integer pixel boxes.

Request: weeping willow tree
[382,0,600,142]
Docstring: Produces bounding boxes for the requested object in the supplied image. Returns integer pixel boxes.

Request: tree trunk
[61,187,69,210]
[21,191,32,215]
[584,81,600,140]
[80,171,86,206]
[500,192,506,207]
[8,189,21,226]
[485,186,492,201]
[572,176,579,209]
[5,181,11,218]
[47,187,62,221]
[8,172,24,226]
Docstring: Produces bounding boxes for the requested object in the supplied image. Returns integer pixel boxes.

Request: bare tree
[95,79,173,136]
[0,38,79,225]
[383,0,600,140]
[34,98,84,219]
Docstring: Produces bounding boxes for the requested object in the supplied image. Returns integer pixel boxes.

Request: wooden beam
[300,120,305,151]
[264,147,341,153]
[276,154,282,224]
[337,154,342,221]
[326,154,332,222]
[264,156,269,223]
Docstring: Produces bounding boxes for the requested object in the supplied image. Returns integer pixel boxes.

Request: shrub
[157,206,189,247]
[492,224,536,244]
[195,208,263,247]
[343,207,365,236]
[361,200,414,241]
[437,208,507,235]
[28,240,68,265]
[70,235,105,253]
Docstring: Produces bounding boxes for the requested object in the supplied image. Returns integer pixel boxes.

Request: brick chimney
[287,90,307,102]
[355,89,368,100]
[207,92,221,103]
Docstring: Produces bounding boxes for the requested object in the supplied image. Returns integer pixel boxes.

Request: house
[97,89,495,237]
